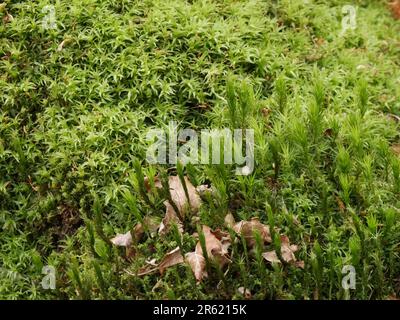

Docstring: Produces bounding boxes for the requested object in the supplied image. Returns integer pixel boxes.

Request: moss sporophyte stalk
[146,121,254,175]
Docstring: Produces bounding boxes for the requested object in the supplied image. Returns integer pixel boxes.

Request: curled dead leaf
[262,250,280,264]
[210,228,230,241]
[110,231,132,247]
[196,226,231,268]
[129,247,184,277]
[158,201,184,236]
[281,235,299,263]
[233,217,272,247]
[211,228,232,256]
[262,235,303,268]
[389,1,400,19]
[146,175,211,236]
[153,176,204,235]
[110,230,136,259]
[185,252,207,282]
[185,225,232,282]
[152,175,202,213]
[159,247,184,274]
[167,176,202,214]
[111,215,159,246]
[2,12,13,23]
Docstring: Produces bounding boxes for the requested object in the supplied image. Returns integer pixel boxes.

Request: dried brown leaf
[195,226,221,256]
[185,252,207,282]
[280,235,298,263]
[153,176,204,235]
[158,201,184,236]
[262,250,280,264]
[135,265,158,276]
[159,247,184,274]
[211,228,231,256]
[262,235,303,268]
[195,226,231,268]
[210,228,230,241]
[133,247,184,277]
[233,217,272,247]
[112,216,159,246]
[168,176,202,214]
[389,1,400,19]
[185,226,232,282]
[2,13,13,23]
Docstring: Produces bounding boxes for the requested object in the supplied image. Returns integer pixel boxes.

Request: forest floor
[1,0,400,299]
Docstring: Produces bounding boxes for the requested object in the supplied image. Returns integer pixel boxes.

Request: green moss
[1,0,400,299]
